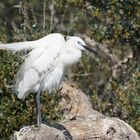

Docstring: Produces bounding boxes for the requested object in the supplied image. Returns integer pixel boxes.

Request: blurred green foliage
[0,0,140,139]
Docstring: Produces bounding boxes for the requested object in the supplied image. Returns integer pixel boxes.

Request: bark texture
[11,82,140,140]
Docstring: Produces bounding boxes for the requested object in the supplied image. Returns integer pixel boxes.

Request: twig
[21,0,32,40]
[49,0,54,32]
[72,73,92,77]
[30,0,38,25]
[43,0,47,35]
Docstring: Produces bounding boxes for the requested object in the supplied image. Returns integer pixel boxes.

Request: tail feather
[0,40,38,52]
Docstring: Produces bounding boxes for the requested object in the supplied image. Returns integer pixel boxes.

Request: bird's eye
[77,41,82,46]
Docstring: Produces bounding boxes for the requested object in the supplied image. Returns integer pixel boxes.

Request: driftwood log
[11,82,140,140]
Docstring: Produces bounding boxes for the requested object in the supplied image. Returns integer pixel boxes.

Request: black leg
[34,89,42,127]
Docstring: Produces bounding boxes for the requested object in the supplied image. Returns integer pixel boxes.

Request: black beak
[82,45,97,53]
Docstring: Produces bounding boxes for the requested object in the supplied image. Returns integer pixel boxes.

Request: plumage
[0,33,95,126]
[15,34,65,99]
[16,43,64,99]
[0,33,64,52]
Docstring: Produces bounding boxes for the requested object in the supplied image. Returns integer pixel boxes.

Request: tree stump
[11,82,140,140]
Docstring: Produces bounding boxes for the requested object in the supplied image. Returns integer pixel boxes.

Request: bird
[0,33,95,126]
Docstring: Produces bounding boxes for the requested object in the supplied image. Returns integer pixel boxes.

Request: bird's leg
[34,89,42,127]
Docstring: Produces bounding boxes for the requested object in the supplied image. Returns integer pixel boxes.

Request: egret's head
[66,36,95,53]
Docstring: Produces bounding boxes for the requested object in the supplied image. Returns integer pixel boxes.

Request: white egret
[0,33,95,126]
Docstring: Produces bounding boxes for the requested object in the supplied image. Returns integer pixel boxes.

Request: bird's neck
[61,47,82,67]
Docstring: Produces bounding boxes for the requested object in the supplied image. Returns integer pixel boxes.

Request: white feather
[0,33,64,52]
[16,34,65,99]
[0,41,38,52]
[1,33,88,99]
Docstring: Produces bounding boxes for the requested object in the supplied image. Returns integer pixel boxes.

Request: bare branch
[49,0,54,32]
[43,0,47,35]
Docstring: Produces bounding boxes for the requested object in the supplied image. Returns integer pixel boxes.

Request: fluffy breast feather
[16,40,64,99]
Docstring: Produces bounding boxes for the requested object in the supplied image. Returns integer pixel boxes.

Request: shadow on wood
[11,82,140,140]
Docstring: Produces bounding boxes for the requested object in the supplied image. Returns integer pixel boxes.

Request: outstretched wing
[0,33,64,52]
[16,35,65,99]
[0,41,38,52]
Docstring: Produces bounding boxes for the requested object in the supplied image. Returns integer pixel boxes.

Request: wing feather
[0,41,38,52]
[16,36,65,99]
[0,33,64,52]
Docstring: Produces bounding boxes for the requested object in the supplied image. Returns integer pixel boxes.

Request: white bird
[0,33,95,126]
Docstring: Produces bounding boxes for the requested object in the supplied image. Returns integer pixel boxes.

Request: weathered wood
[11,82,140,140]
[11,124,68,140]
